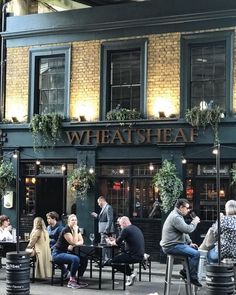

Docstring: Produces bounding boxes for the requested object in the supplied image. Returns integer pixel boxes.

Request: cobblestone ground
[0,262,208,295]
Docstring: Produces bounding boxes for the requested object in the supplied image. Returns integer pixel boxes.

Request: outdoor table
[0,240,28,258]
[73,244,115,289]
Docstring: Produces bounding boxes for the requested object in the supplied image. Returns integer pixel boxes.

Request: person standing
[160,198,202,287]
[46,211,64,249]
[91,196,114,244]
[106,216,145,286]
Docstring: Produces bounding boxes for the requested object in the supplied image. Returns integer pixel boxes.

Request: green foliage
[153,160,183,213]
[185,105,223,144]
[231,168,236,186]
[0,161,16,195]
[29,113,63,151]
[67,165,95,200]
[106,104,141,121]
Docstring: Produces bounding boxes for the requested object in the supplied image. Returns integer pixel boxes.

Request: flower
[0,161,16,195]
[68,165,95,199]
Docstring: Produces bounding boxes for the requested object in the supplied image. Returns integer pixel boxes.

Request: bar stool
[164,254,195,295]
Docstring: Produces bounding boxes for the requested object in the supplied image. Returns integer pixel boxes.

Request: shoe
[63,270,70,280]
[78,281,88,287]
[125,271,137,286]
[179,269,187,280]
[190,278,202,287]
[67,280,81,289]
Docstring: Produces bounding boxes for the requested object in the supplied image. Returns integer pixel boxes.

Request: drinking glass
[89,233,95,245]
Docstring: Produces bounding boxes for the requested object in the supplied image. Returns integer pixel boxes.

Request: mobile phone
[190,211,197,219]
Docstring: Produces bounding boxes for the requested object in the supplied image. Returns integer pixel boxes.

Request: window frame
[100,38,148,120]
[180,31,234,117]
[28,45,71,119]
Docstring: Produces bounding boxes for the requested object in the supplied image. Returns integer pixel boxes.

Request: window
[181,31,233,115]
[98,163,160,219]
[29,46,71,118]
[100,39,147,119]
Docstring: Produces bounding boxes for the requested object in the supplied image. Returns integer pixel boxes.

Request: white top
[0,227,13,241]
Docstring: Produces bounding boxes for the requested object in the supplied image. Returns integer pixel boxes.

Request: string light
[119,168,124,174]
[12,151,18,159]
[149,163,154,171]
[61,164,66,172]
[212,148,218,155]
[36,160,41,165]
[181,157,187,164]
[89,167,94,174]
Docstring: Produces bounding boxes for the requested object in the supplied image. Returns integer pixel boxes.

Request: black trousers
[112,252,142,275]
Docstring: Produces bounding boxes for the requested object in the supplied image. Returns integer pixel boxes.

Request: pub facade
[1,0,236,260]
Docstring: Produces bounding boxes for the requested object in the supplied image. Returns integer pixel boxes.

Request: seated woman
[26,217,52,279]
[0,215,13,241]
[52,214,88,289]
[200,199,236,263]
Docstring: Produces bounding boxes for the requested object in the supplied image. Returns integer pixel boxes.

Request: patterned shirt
[212,215,236,259]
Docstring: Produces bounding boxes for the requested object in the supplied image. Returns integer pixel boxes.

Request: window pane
[38,56,65,114]
[190,42,226,109]
[109,50,141,111]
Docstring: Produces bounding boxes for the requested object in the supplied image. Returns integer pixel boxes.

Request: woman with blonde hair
[52,214,88,289]
[26,217,52,279]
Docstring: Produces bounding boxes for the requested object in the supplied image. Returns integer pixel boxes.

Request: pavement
[0,259,210,295]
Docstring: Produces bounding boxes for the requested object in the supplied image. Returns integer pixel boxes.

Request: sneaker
[190,278,202,287]
[125,271,137,286]
[67,280,81,289]
[78,281,88,287]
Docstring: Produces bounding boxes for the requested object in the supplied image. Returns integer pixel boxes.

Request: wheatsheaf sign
[66,127,198,145]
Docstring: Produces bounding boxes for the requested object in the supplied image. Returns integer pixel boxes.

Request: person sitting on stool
[106,216,144,287]
[160,198,202,287]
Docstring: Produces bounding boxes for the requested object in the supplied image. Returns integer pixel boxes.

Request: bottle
[12,228,16,242]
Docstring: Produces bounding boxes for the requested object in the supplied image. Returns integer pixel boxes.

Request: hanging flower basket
[0,161,16,195]
[67,165,95,200]
[153,160,183,213]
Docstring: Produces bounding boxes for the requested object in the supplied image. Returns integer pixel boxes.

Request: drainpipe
[0,0,10,121]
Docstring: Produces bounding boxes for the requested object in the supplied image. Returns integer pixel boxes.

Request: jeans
[52,250,80,277]
[207,246,218,263]
[163,244,200,280]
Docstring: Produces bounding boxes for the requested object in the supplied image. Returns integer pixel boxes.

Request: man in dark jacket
[106,216,144,287]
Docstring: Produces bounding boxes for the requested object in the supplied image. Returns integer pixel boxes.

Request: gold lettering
[111,130,125,144]
[163,128,171,142]
[66,131,86,145]
[190,128,198,142]
[100,130,110,144]
[173,128,187,142]
[137,129,146,143]
[146,129,157,143]
[123,129,134,144]
[86,130,98,144]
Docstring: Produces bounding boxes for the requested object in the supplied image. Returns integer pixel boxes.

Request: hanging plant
[231,168,236,186]
[153,160,183,213]
[185,105,224,144]
[0,161,16,195]
[29,113,63,151]
[106,104,141,121]
[67,165,95,200]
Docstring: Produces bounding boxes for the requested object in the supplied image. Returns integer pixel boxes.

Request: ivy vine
[29,113,63,151]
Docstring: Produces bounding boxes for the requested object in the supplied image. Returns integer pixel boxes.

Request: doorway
[35,178,64,219]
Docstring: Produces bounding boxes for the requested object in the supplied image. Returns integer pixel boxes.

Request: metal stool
[164,254,194,295]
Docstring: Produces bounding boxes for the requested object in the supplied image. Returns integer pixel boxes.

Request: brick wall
[5,27,236,121]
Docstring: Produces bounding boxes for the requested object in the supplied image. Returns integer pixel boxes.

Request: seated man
[160,198,202,287]
[106,216,144,287]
